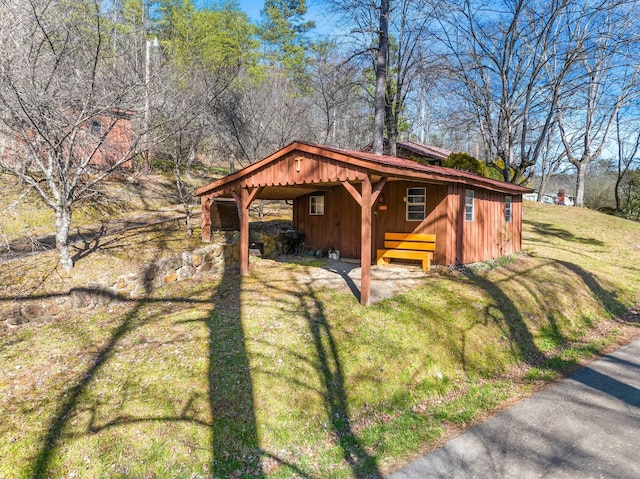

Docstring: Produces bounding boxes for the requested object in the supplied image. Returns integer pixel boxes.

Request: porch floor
[278,258,428,304]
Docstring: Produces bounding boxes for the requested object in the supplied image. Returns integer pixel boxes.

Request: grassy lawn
[1,201,639,478]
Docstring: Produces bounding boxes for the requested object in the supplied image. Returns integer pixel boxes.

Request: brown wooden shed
[195,141,531,305]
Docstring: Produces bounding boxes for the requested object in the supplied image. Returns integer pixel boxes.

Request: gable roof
[196,141,531,198]
[361,140,452,162]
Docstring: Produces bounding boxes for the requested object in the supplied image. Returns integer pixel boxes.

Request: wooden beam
[230,187,261,275]
[370,177,388,207]
[341,180,362,206]
[360,176,372,306]
[230,190,241,206]
[247,186,263,205]
[201,195,212,243]
[239,188,250,275]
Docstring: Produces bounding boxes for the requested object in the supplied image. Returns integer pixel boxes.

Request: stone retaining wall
[1,230,283,330]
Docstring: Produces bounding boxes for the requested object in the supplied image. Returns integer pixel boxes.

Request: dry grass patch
[1,202,639,478]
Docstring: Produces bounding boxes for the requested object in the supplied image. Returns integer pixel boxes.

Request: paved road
[389,338,640,479]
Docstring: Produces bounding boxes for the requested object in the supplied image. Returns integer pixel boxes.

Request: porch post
[239,188,250,275]
[201,195,212,243]
[231,187,262,275]
[361,175,372,306]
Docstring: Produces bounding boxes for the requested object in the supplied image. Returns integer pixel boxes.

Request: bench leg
[422,254,432,272]
[377,256,390,266]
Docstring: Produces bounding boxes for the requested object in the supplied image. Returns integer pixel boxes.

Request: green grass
[1,201,639,478]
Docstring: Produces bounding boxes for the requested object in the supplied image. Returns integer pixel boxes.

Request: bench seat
[376,233,435,272]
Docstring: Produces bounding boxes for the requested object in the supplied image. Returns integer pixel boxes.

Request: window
[406,187,426,221]
[90,120,102,136]
[310,195,324,215]
[505,195,512,223]
[465,189,474,222]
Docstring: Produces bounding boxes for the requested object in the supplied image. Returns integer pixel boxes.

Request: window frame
[505,195,512,223]
[406,187,426,221]
[309,195,325,216]
[465,189,475,222]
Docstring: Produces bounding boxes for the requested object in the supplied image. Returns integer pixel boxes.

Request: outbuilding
[196,141,531,305]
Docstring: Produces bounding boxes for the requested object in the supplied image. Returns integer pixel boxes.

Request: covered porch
[195,141,530,306]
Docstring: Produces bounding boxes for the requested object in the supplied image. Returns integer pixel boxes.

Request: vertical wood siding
[294,180,523,265]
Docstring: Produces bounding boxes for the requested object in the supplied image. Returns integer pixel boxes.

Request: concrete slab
[285,259,428,303]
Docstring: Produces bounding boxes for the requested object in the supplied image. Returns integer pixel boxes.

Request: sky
[236,0,337,35]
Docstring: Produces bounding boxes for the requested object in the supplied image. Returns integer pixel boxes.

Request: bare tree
[328,0,442,155]
[613,111,640,211]
[373,0,389,155]
[556,0,640,207]
[0,0,164,269]
[214,73,315,169]
[438,0,581,184]
[308,44,372,148]
[536,123,567,202]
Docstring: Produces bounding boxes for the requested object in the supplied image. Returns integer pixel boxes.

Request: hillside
[0,193,639,478]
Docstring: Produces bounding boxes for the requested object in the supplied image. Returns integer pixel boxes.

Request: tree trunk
[614,175,622,211]
[55,205,74,270]
[385,81,397,157]
[574,162,587,207]
[372,0,389,155]
[538,173,548,203]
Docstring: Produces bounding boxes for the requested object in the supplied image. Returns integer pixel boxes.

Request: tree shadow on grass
[23,265,267,478]
[556,260,628,318]
[523,221,605,246]
[203,262,264,478]
[294,281,383,478]
[30,295,148,478]
[466,271,545,366]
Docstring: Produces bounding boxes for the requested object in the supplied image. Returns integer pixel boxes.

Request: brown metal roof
[196,141,532,197]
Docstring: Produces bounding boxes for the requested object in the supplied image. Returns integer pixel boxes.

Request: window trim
[406,187,426,221]
[505,195,512,223]
[309,195,325,216]
[465,189,474,222]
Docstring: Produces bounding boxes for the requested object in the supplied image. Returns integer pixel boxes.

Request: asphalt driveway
[389,338,640,479]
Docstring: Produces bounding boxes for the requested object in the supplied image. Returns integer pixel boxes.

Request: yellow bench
[376,232,436,272]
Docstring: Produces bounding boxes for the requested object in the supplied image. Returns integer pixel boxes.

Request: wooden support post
[201,195,212,243]
[231,187,262,275]
[341,177,386,306]
[239,188,250,275]
[360,176,372,306]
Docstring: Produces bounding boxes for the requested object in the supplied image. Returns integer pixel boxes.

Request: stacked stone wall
[1,230,282,330]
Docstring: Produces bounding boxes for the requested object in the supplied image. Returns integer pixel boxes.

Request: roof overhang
[196,141,533,199]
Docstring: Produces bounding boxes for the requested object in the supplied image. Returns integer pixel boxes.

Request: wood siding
[294,180,523,265]
[294,185,363,258]
[448,184,522,265]
[225,152,368,194]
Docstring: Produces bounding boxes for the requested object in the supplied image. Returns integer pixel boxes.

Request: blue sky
[237,0,263,21]
[236,0,336,34]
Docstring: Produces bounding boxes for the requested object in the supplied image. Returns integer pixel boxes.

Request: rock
[191,254,203,267]
[163,273,178,283]
[46,304,61,316]
[7,316,28,326]
[199,262,213,272]
[71,290,91,308]
[21,304,44,319]
[144,266,158,281]
[176,266,192,281]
